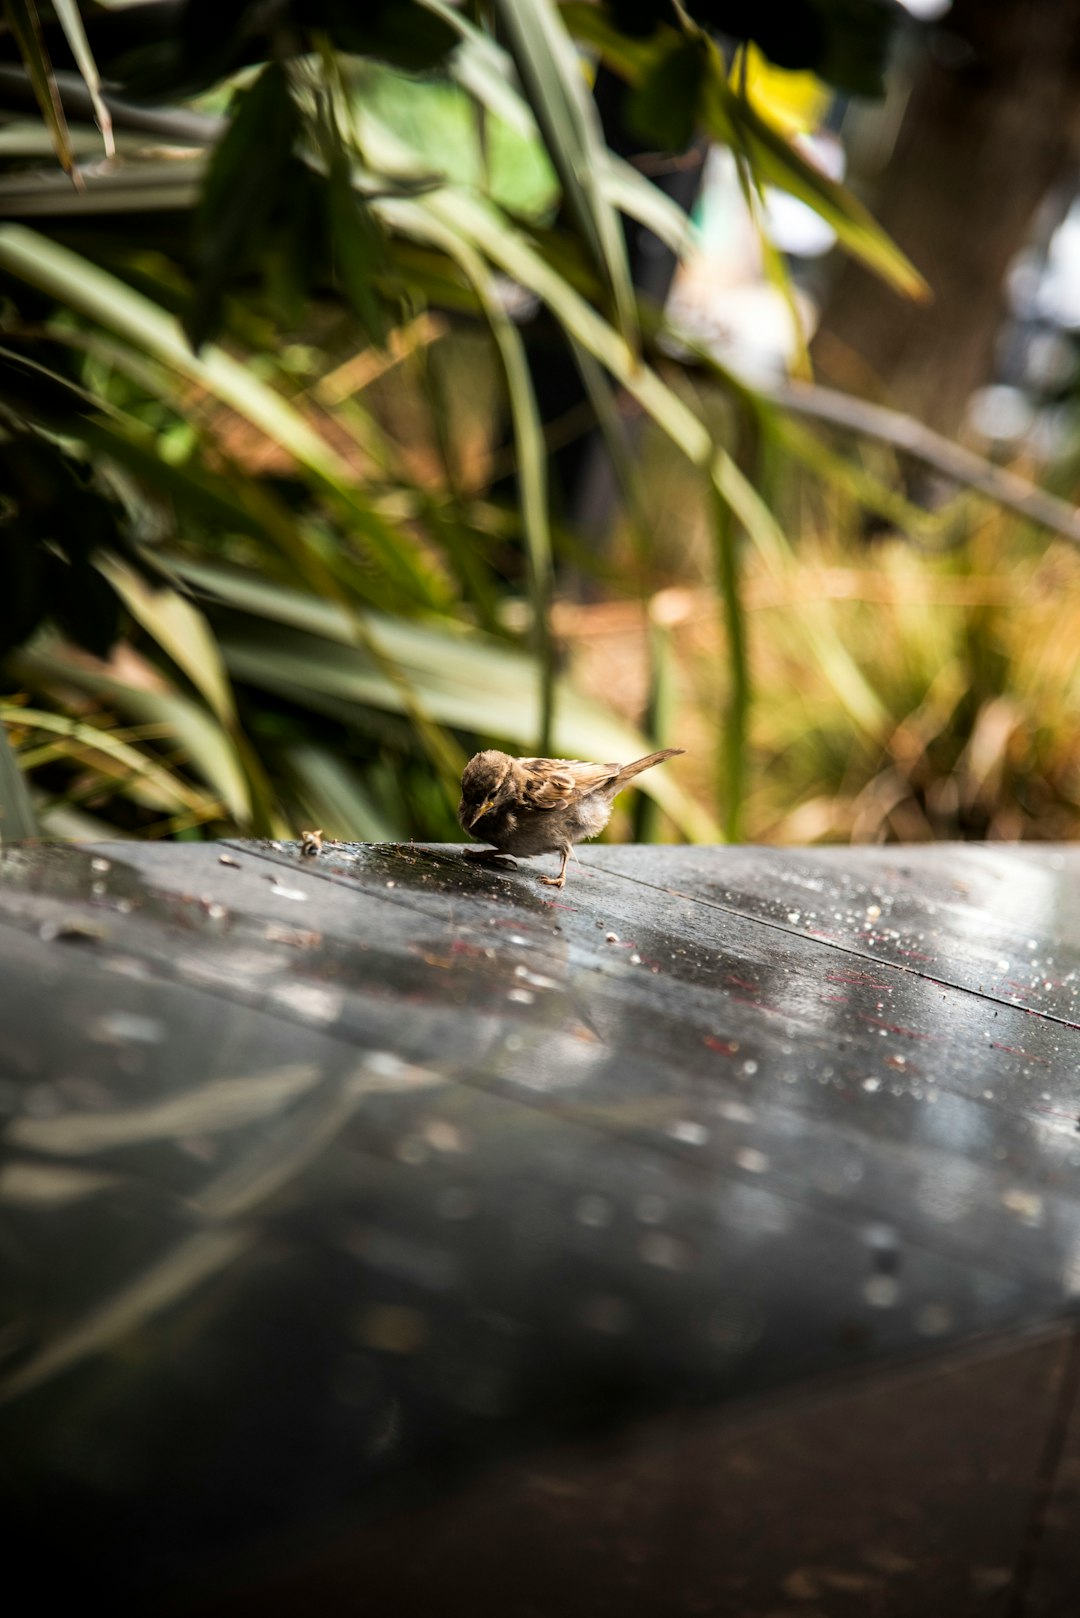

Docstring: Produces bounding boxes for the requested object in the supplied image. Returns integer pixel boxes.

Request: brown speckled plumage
[458,748,684,888]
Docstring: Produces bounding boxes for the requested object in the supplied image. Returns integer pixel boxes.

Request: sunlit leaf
[701,50,929,303]
[52,0,114,158]
[96,556,239,730]
[8,643,253,826]
[1,0,78,183]
[0,702,217,816]
[494,0,638,347]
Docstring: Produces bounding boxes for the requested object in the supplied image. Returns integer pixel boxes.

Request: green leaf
[187,61,302,352]
[9,643,253,827]
[1,0,78,182]
[711,487,748,842]
[0,703,217,817]
[394,205,556,754]
[96,556,238,731]
[701,50,929,303]
[52,0,114,159]
[494,0,639,348]
[0,714,38,841]
[317,94,390,346]
[0,226,445,608]
[626,33,705,152]
[564,5,926,303]
[323,0,460,72]
[559,3,661,81]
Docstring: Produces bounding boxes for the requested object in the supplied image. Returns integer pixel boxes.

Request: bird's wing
[517,758,620,810]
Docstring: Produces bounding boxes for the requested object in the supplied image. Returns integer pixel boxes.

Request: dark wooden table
[2,839,1080,1614]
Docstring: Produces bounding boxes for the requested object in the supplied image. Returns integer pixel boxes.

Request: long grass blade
[397,206,556,754]
[1,0,79,184]
[0,226,441,606]
[711,487,748,842]
[0,714,39,840]
[0,703,219,816]
[51,0,114,158]
[8,646,253,826]
[493,0,638,347]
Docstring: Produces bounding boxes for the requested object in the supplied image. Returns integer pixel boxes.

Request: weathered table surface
[3,838,1080,1613]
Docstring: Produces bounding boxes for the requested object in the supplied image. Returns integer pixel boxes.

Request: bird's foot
[538,872,566,889]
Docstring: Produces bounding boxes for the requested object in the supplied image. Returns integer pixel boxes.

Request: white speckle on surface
[862,1077,881,1093]
[864,1275,900,1308]
[718,1100,755,1124]
[574,1193,613,1228]
[89,1012,165,1045]
[272,983,344,1023]
[91,857,110,874]
[580,1294,631,1334]
[735,1147,769,1174]
[514,967,558,990]
[635,1193,667,1224]
[916,1303,953,1336]
[629,954,642,965]
[638,1231,693,1270]
[508,987,535,1005]
[269,882,307,902]
[1002,1187,1044,1226]
[741,1060,759,1077]
[605,932,619,944]
[668,1119,708,1146]
[423,1119,470,1154]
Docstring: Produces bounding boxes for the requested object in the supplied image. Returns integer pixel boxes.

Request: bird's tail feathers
[613,747,684,787]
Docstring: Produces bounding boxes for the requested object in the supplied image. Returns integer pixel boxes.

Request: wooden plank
[1,838,1079,1607]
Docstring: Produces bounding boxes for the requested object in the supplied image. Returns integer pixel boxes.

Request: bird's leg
[539,845,571,888]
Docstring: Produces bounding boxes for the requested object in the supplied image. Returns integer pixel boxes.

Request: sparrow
[458,747,684,888]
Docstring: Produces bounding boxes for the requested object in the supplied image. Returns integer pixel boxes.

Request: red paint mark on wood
[990,1042,1050,1065]
[827,970,892,989]
[861,1015,933,1041]
[704,1036,740,1055]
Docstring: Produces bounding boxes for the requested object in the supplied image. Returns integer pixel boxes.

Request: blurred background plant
[1,0,1078,849]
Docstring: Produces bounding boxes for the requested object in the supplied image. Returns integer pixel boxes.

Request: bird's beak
[467,797,495,831]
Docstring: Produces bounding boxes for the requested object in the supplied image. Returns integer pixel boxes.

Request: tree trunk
[812,0,1080,438]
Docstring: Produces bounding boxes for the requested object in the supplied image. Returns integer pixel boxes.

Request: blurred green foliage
[0,0,1072,850]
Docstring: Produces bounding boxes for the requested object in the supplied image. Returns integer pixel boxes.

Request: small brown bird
[458,747,684,889]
